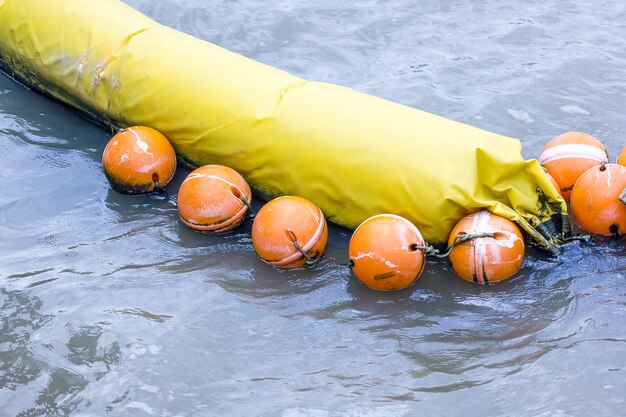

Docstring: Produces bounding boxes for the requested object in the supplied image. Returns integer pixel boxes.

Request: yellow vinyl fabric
[0,0,569,252]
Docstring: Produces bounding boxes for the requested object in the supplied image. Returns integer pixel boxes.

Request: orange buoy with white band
[448,210,525,285]
[570,163,626,236]
[349,214,426,291]
[177,165,252,233]
[252,196,328,268]
[539,132,609,201]
[617,146,626,166]
[102,126,176,194]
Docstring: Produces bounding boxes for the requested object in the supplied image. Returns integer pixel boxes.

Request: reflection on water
[0,288,122,416]
[1,0,625,415]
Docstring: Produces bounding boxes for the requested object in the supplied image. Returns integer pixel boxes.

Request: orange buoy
[617,146,626,166]
[539,131,609,201]
[251,196,328,268]
[177,165,252,233]
[102,126,176,194]
[570,163,626,236]
[349,214,426,291]
[448,210,525,285]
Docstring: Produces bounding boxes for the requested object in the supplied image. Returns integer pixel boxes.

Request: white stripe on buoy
[539,144,607,164]
[469,210,491,284]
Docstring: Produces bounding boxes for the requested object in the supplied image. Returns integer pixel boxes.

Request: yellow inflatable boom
[0,0,569,252]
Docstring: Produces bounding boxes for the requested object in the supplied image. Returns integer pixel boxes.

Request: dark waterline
[1,1,625,416]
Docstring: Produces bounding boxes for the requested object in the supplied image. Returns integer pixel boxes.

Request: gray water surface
[1,1,625,416]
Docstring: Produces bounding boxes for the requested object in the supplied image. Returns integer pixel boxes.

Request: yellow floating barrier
[0,0,569,252]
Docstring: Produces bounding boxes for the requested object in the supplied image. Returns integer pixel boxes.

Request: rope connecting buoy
[570,163,626,236]
[448,210,525,285]
[348,214,426,291]
[539,132,609,201]
[102,126,176,194]
[617,146,626,166]
[177,165,252,233]
[252,196,328,268]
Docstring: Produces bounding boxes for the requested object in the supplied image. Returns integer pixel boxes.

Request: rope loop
[414,232,495,259]
[345,232,497,268]
[293,239,319,269]
[238,195,255,218]
[412,244,444,257]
